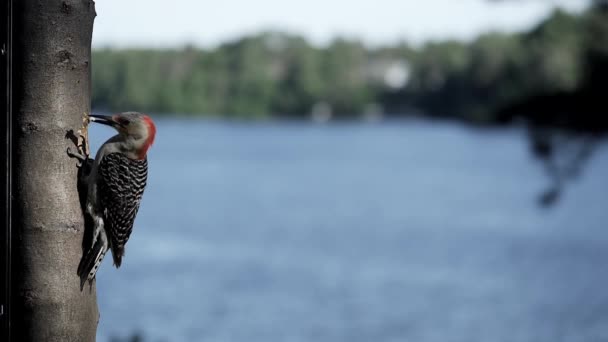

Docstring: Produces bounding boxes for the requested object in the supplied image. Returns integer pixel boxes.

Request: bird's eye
[121,119,130,125]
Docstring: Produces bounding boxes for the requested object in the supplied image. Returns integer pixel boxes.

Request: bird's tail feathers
[78,237,107,289]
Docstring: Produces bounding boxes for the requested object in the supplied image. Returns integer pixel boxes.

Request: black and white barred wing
[98,152,148,267]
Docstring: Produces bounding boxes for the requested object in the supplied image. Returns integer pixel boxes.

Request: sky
[93,0,590,48]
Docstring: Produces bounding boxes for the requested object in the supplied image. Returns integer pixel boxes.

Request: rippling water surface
[89,118,608,342]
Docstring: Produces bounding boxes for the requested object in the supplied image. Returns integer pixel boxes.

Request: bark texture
[12,0,98,341]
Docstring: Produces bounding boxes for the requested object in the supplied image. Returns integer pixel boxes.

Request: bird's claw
[67,147,85,167]
[66,112,91,167]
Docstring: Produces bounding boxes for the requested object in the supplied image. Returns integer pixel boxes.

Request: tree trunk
[12,0,98,341]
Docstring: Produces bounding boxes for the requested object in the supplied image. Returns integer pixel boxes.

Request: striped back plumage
[98,152,148,267]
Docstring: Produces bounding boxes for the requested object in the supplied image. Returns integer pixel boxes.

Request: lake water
[89,118,608,342]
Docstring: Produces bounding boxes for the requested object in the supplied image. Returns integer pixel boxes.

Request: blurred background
[90,1,608,341]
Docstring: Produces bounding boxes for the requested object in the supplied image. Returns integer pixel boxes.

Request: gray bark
[12,0,98,341]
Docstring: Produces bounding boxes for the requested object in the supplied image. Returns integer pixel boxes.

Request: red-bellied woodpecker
[74,112,156,286]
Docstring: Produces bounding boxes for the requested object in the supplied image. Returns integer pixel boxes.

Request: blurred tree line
[92,5,606,123]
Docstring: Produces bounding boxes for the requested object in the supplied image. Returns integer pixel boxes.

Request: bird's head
[90,112,156,159]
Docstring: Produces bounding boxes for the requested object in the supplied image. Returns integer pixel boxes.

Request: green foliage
[92,7,606,121]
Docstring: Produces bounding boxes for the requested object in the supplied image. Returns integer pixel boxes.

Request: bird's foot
[66,113,92,168]
[67,147,86,167]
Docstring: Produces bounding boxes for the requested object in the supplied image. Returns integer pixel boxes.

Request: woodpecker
[73,112,156,286]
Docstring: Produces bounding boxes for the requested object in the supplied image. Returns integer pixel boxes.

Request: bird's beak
[89,114,123,128]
